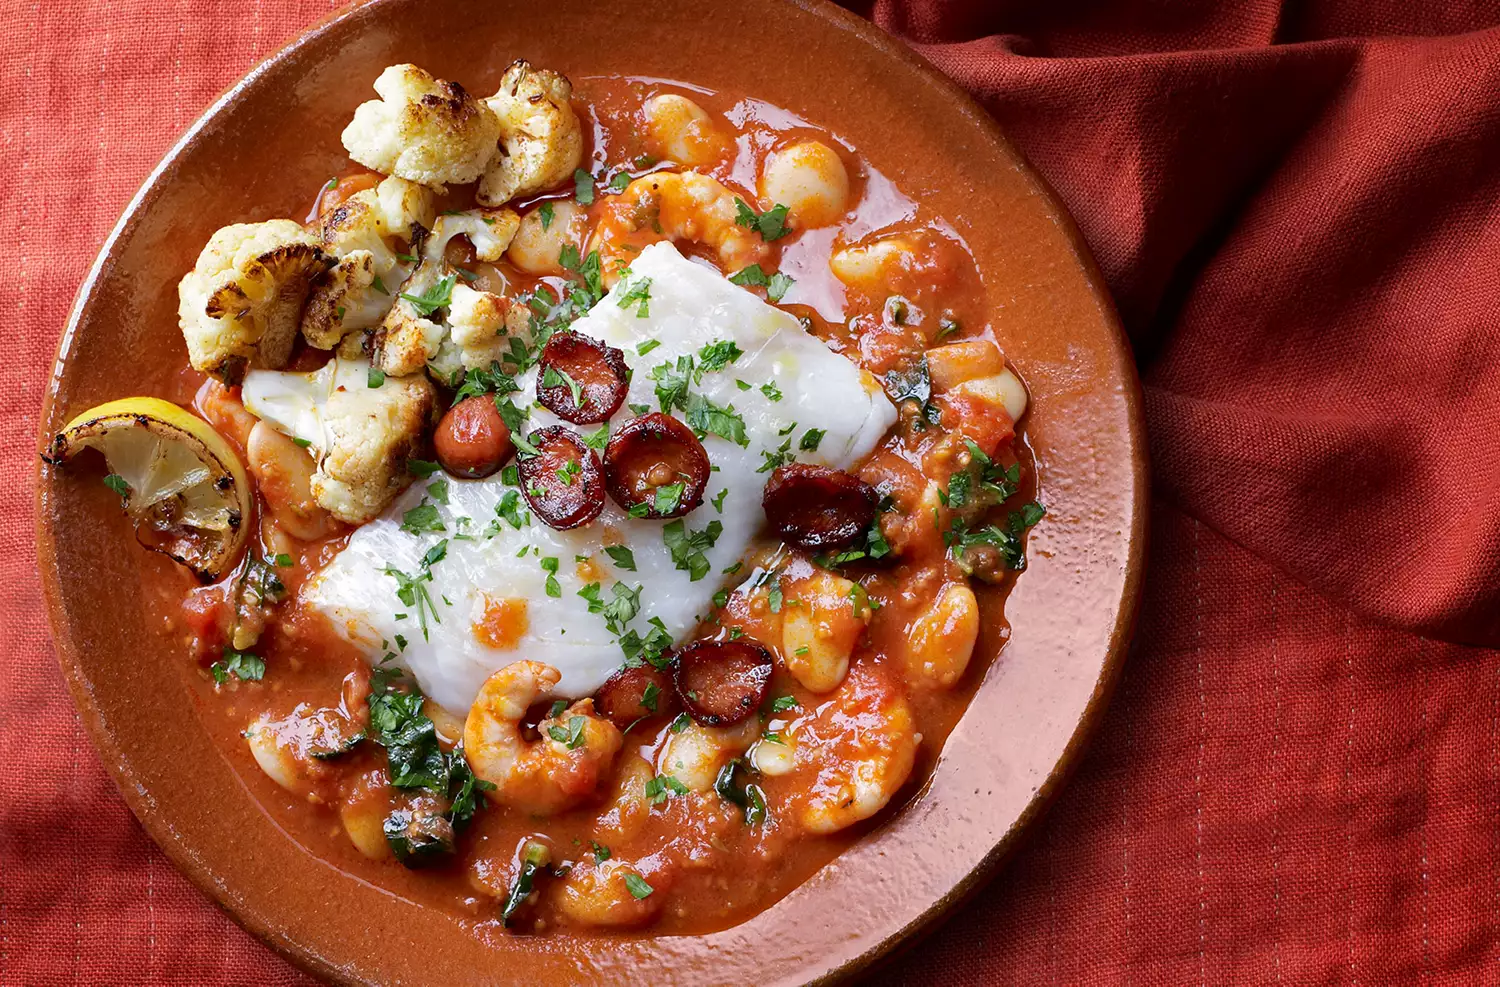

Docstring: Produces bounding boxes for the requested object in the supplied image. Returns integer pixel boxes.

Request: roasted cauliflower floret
[477,60,584,206]
[373,209,522,380]
[302,177,437,349]
[424,207,521,264]
[178,220,332,384]
[372,263,451,377]
[342,64,501,189]
[315,371,436,523]
[441,283,528,373]
[241,359,437,524]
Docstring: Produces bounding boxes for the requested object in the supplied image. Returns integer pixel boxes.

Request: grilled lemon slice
[45,396,252,580]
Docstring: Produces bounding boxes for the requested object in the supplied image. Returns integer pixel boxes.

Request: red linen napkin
[3,1,1498,982]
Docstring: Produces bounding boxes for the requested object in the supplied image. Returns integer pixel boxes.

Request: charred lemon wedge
[44,396,251,580]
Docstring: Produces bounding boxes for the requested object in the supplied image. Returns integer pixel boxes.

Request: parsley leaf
[604,545,637,571]
[697,339,743,376]
[451,362,520,404]
[799,428,825,451]
[540,556,561,597]
[399,274,456,317]
[616,274,652,317]
[684,392,749,447]
[102,473,129,498]
[732,198,793,241]
[538,201,555,230]
[367,368,386,388]
[400,500,445,535]
[574,168,596,205]
[663,519,722,581]
[625,873,655,899]
[210,647,264,684]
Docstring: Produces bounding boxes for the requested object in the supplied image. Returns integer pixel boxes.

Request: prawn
[591,171,769,285]
[463,660,623,815]
[770,663,918,834]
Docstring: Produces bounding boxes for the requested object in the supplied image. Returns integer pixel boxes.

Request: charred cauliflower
[178,221,333,384]
[241,358,437,524]
[440,283,528,375]
[477,60,584,206]
[342,64,501,189]
[302,176,437,349]
[371,207,521,380]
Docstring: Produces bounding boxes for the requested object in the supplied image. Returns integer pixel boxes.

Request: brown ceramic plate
[35,0,1145,982]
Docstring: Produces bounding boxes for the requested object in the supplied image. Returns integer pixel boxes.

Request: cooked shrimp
[478,60,584,206]
[778,664,918,834]
[463,660,623,815]
[552,856,669,928]
[656,718,759,792]
[779,568,869,693]
[591,171,770,285]
[759,140,850,230]
[644,94,732,168]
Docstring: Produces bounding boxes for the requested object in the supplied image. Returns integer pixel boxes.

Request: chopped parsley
[292,437,312,449]
[102,473,129,499]
[540,556,561,597]
[578,581,642,635]
[608,171,632,193]
[799,428,825,451]
[697,339,744,375]
[574,168,596,205]
[407,458,442,478]
[653,482,685,515]
[399,274,457,317]
[541,365,585,410]
[538,201,555,230]
[712,488,728,513]
[367,367,386,388]
[684,392,749,447]
[624,873,655,900]
[769,694,798,713]
[426,479,449,505]
[644,773,690,805]
[604,545,637,571]
[400,499,445,535]
[663,518,723,581]
[583,424,610,451]
[451,362,520,404]
[636,339,661,356]
[591,841,612,863]
[760,381,782,402]
[382,541,447,640]
[547,715,588,749]
[728,263,794,301]
[732,198,792,241]
[210,647,264,684]
[495,490,527,529]
[948,501,1047,571]
[616,274,652,317]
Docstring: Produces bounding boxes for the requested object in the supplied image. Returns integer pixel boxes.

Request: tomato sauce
[148,73,1040,939]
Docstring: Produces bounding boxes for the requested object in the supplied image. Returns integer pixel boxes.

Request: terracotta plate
[34,0,1146,982]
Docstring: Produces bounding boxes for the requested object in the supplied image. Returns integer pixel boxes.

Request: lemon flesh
[46,396,252,580]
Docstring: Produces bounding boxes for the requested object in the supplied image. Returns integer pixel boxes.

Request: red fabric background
[3,0,1498,982]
